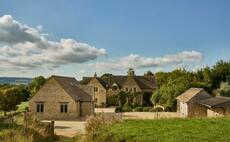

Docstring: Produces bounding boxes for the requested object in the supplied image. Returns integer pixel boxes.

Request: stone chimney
[94,72,97,77]
[127,68,135,76]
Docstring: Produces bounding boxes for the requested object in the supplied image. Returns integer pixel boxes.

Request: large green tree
[218,82,230,97]
[0,87,23,116]
[29,76,46,96]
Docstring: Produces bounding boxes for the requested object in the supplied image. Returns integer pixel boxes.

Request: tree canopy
[29,76,46,96]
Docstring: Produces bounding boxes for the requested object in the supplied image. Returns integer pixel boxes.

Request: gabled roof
[133,76,156,90]
[199,96,230,108]
[176,88,209,102]
[80,74,156,90]
[52,75,92,102]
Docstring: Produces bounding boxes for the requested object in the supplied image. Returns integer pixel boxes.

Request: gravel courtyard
[53,108,179,137]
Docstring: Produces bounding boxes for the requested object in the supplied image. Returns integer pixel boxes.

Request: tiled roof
[52,75,92,102]
[199,96,230,108]
[176,88,209,102]
[80,74,156,90]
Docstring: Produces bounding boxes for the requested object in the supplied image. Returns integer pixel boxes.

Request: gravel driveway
[54,121,86,137]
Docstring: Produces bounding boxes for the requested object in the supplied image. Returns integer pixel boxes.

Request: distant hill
[0,77,32,85]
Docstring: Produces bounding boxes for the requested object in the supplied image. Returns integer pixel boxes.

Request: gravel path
[54,121,86,137]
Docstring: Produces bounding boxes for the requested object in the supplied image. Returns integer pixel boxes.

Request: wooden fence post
[50,121,54,135]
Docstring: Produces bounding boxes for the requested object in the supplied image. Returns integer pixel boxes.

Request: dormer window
[112,83,118,91]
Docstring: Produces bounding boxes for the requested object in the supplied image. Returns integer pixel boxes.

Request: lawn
[104,117,230,142]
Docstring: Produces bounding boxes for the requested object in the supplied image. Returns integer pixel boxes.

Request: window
[126,88,128,92]
[95,98,98,103]
[130,88,132,92]
[60,104,68,113]
[112,85,118,91]
[134,88,136,92]
[36,103,44,113]
[94,87,99,92]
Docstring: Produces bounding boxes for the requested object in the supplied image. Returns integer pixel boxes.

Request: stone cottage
[176,88,212,118]
[29,75,94,120]
[199,96,230,117]
[80,69,157,106]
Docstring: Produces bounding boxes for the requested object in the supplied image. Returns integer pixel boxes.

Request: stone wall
[88,78,107,106]
[81,102,95,117]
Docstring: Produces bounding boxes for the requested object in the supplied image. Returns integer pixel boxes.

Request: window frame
[36,103,44,113]
[60,103,68,113]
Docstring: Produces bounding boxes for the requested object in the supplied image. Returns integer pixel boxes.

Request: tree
[218,82,230,97]
[29,76,46,96]
[16,85,31,101]
[211,60,230,89]
[0,87,23,116]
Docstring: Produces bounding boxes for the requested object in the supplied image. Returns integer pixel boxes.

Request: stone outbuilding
[176,88,212,118]
[199,96,230,117]
[29,75,94,120]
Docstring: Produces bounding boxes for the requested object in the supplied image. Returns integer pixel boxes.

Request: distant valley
[0,77,32,85]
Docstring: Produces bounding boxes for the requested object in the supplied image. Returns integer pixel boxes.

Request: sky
[0,0,229,79]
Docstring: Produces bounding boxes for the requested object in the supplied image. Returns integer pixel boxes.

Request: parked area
[53,121,86,137]
[52,108,179,137]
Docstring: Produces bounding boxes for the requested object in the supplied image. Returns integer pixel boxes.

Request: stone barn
[176,88,211,118]
[199,96,230,117]
[29,75,94,120]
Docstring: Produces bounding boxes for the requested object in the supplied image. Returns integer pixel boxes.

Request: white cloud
[0,15,107,71]
[91,50,203,71]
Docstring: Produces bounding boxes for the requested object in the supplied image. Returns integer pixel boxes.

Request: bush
[134,107,143,112]
[143,107,152,112]
[84,113,121,142]
[122,106,133,112]
[115,106,122,113]
[150,107,164,112]
[107,95,119,106]
[164,106,171,112]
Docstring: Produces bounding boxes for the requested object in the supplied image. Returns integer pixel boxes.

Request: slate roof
[199,96,230,108]
[52,75,92,102]
[80,74,156,90]
[176,88,209,102]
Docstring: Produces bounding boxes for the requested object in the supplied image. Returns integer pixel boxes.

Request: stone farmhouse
[177,88,230,118]
[29,75,94,120]
[80,69,157,106]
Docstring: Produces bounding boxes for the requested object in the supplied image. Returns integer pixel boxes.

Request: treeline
[151,60,230,111]
[0,76,46,116]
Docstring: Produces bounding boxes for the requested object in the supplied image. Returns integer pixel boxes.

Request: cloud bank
[0,15,106,71]
[92,50,203,71]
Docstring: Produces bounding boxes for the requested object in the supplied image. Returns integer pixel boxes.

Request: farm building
[29,75,94,120]
[199,96,230,117]
[176,88,212,118]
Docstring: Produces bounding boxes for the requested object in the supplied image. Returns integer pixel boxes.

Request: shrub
[134,107,143,112]
[122,106,133,112]
[143,107,152,112]
[115,106,122,113]
[83,113,121,142]
[164,106,171,112]
[150,107,164,112]
[107,95,119,106]
[154,107,164,112]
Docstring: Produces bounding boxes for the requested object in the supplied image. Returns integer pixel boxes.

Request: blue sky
[0,0,229,79]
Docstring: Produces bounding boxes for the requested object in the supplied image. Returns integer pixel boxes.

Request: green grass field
[104,117,230,142]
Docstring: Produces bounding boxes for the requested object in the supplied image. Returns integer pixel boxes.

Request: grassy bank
[102,117,230,142]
